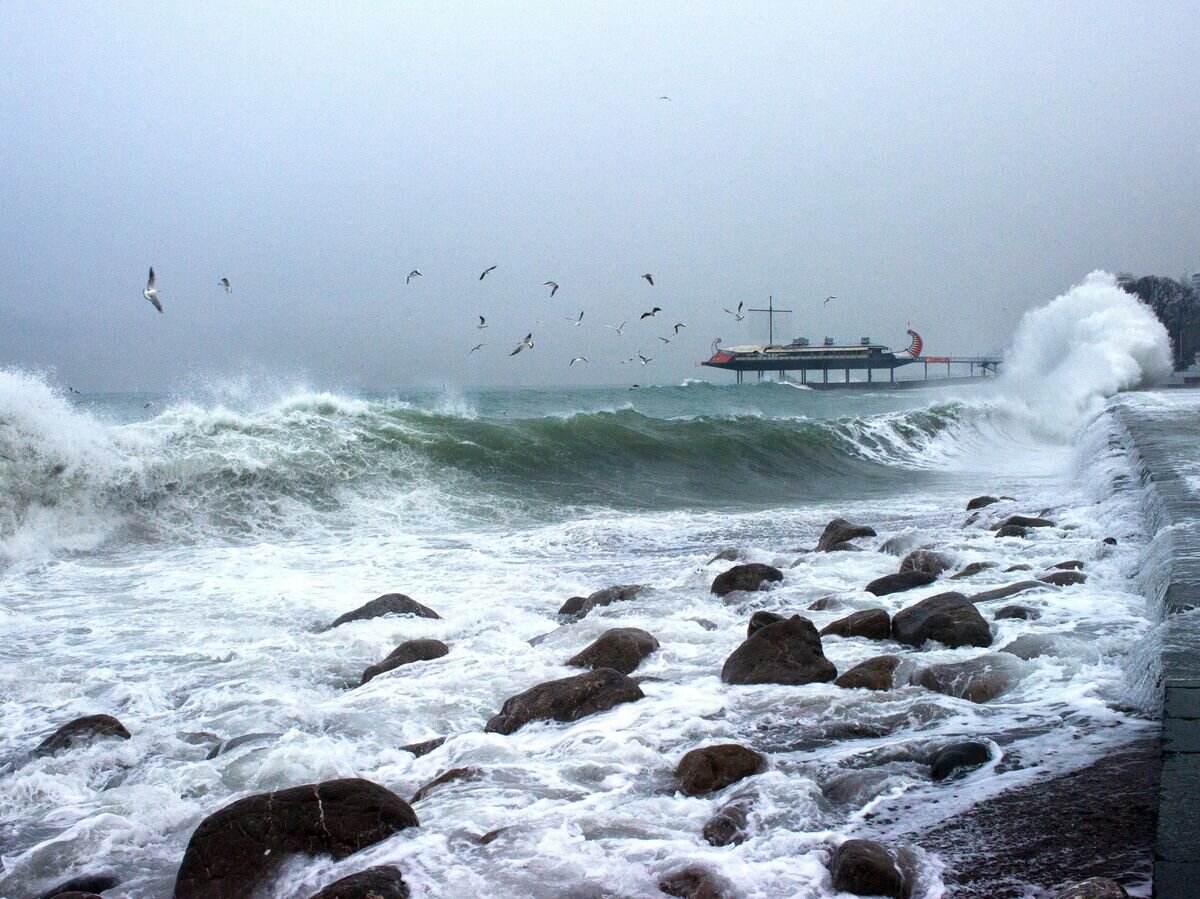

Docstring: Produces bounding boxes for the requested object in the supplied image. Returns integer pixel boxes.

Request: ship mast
[747,295,793,346]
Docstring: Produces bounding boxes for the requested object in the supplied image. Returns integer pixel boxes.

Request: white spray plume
[1002,270,1173,434]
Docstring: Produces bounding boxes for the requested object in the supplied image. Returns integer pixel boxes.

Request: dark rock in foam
[710,563,782,597]
[817,518,877,551]
[820,608,890,640]
[306,866,410,899]
[566,627,658,675]
[721,615,837,686]
[484,668,643,735]
[328,593,439,629]
[835,655,901,691]
[865,570,937,596]
[892,592,992,648]
[900,549,953,576]
[558,584,644,619]
[675,744,766,796]
[410,766,481,803]
[173,778,418,899]
[930,740,992,781]
[966,495,1001,510]
[361,639,449,685]
[828,839,906,898]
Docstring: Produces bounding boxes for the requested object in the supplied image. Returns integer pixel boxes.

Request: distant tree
[1121,275,1200,368]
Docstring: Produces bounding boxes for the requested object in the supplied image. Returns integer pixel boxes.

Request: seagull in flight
[480,265,497,281]
[569,356,589,366]
[567,311,584,326]
[659,96,672,101]
[470,343,484,354]
[604,320,627,335]
[724,302,745,321]
[642,273,654,286]
[510,333,534,356]
[543,280,559,297]
[406,269,422,284]
[824,295,837,305]
[673,322,686,333]
[143,267,162,313]
[68,386,81,395]
[219,277,231,293]
[637,353,653,365]
[640,307,661,320]
[657,336,671,344]
[477,316,488,329]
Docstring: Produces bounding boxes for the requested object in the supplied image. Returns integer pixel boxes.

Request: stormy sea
[0,274,1180,897]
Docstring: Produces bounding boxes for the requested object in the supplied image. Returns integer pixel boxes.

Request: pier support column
[868,367,873,383]
[844,368,850,383]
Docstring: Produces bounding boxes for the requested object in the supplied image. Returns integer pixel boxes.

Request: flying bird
[406,270,422,284]
[657,336,671,344]
[143,267,162,313]
[143,402,154,409]
[642,273,654,286]
[470,343,484,354]
[637,353,653,365]
[510,333,534,356]
[477,316,488,329]
[659,96,672,101]
[824,295,837,305]
[567,311,584,326]
[569,356,589,366]
[604,321,627,335]
[68,386,81,395]
[480,265,497,280]
[219,277,231,293]
[673,322,686,333]
[543,280,559,297]
[640,307,661,320]
[724,302,745,321]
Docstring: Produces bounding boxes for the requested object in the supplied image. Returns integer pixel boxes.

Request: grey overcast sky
[1,1,1197,392]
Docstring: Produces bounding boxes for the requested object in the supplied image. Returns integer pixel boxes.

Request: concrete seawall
[1113,393,1200,899]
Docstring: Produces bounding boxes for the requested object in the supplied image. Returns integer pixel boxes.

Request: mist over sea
[0,274,1178,896]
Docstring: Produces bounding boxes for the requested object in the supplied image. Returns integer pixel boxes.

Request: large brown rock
[328,594,439,629]
[1039,570,1087,587]
[748,610,785,636]
[410,767,481,803]
[1052,560,1085,571]
[828,839,905,898]
[566,627,658,675]
[899,550,953,577]
[721,615,837,686]
[820,609,890,640]
[992,515,1054,530]
[557,584,644,619]
[33,875,120,899]
[1052,878,1129,899]
[360,639,449,685]
[930,741,992,781]
[994,604,1040,621]
[34,715,130,756]
[703,796,752,846]
[400,737,445,757]
[675,744,766,796]
[969,581,1045,603]
[658,865,730,899]
[484,668,643,735]
[835,655,901,691]
[307,866,409,899]
[950,561,998,579]
[915,653,1024,703]
[994,525,1028,539]
[966,495,1000,511]
[710,563,782,597]
[892,592,992,649]
[818,518,877,551]
[173,778,418,899]
[865,571,936,596]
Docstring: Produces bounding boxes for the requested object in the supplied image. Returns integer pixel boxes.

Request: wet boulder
[1052,560,1085,571]
[33,875,120,899]
[892,592,992,648]
[930,740,992,781]
[865,570,937,596]
[659,865,731,899]
[484,668,643,735]
[992,515,1054,530]
[710,563,782,597]
[968,581,1045,603]
[410,766,481,803]
[994,525,1028,539]
[703,795,752,846]
[807,596,842,611]
[915,653,1024,703]
[879,534,924,556]
[361,639,449,685]
[748,610,786,636]
[206,732,281,760]
[721,615,837,686]
[566,627,658,675]
[328,594,439,629]
[1039,570,1087,587]
[558,584,644,619]
[828,839,906,898]
[675,744,766,796]
[966,495,1000,511]
[1004,563,1032,572]
[819,608,891,640]
[834,655,901,691]
[950,561,998,580]
[34,715,131,756]
[825,541,864,552]
[307,866,410,899]
[400,737,445,757]
[44,893,105,899]
[173,778,418,899]
[994,604,1039,621]
[1052,878,1129,899]
[899,550,953,577]
[707,548,741,564]
[817,518,877,551]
